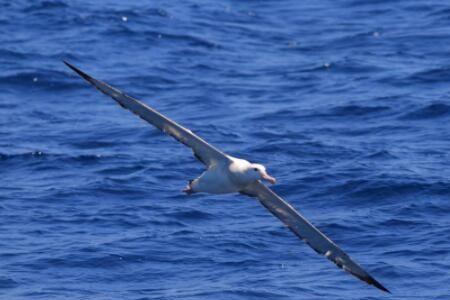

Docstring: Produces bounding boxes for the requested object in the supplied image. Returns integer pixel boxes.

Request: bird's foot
[182,186,193,195]
[182,180,194,195]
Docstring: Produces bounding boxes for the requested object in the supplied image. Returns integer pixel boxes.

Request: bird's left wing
[64,61,229,167]
[241,181,390,293]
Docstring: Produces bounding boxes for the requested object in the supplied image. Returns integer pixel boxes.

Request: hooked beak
[262,172,277,184]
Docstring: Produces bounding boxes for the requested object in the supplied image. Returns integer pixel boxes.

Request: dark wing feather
[242,181,390,293]
[64,61,229,167]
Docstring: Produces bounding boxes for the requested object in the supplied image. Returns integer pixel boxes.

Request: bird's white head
[247,163,276,184]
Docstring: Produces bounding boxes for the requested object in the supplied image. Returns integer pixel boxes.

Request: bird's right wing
[241,181,390,293]
[64,61,230,168]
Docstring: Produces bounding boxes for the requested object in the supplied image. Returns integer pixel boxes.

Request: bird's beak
[262,172,276,184]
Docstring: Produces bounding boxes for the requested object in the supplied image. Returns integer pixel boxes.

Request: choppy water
[1,1,450,299]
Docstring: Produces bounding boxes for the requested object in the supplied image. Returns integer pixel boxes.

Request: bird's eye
[253,168,258,171]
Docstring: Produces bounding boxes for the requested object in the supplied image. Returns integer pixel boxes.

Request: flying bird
[64,61,390,293]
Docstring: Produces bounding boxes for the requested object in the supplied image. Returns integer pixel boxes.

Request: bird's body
[189,160,238,194]
[189,157,272,194]
[64,61,390,293]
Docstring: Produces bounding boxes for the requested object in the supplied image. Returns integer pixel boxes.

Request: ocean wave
[98,26,221,50]
[0,49,28,60]
[0,151,48,161]
[163,209,214,221]
[22,0,68,12]
[408,67,450,84]
[328,104,391,117]
[31,253,145,270]
[364,150,398,159]
[0,151,129,165]
[0,69,84,91]
[0,277,18,289]
[400,103,450,120]
[314,178,450,205]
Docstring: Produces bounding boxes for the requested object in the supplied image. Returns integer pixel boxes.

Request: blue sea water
[1,0,450,299]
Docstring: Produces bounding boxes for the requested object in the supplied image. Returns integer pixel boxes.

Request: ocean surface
[1,1,450,299]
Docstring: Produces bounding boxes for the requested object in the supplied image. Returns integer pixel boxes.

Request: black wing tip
[63,60,93,82]
[366,275,391,293]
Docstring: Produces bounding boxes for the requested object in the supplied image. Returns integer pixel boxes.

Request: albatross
[64,61,390,293]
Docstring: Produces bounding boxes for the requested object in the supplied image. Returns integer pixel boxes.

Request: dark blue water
[1,1,450,299]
